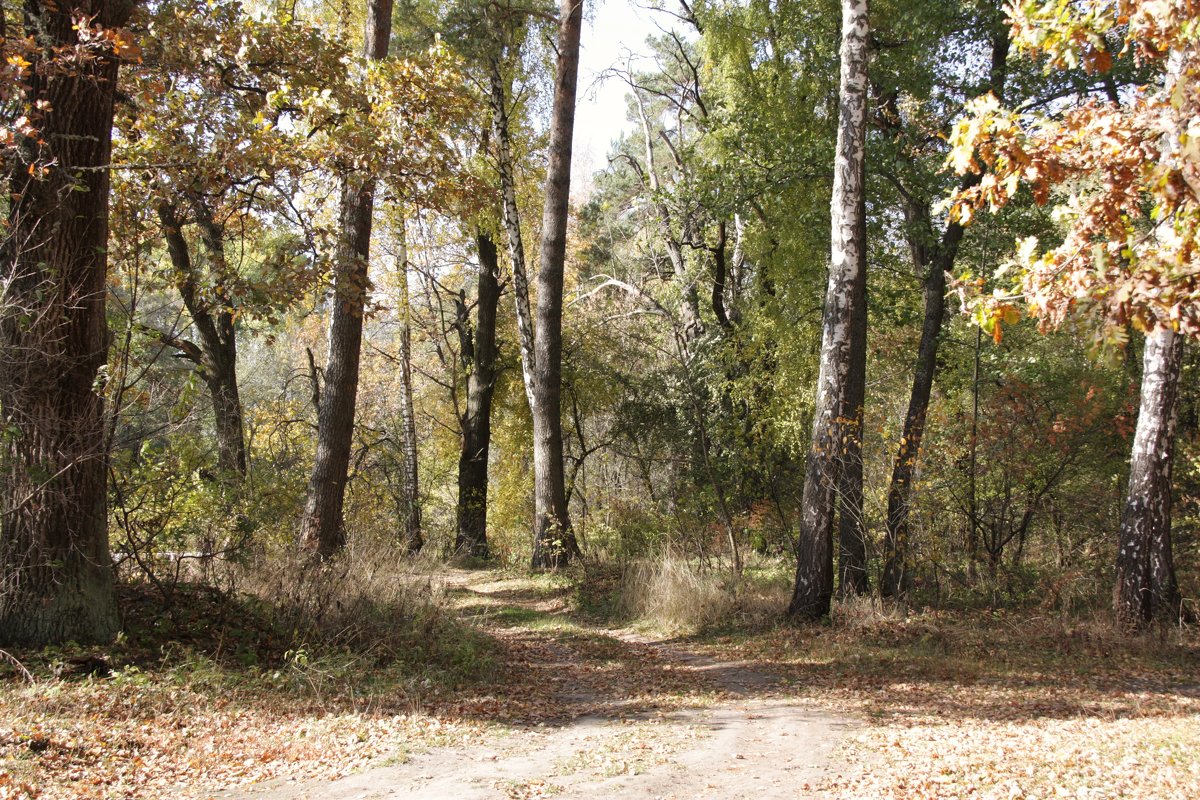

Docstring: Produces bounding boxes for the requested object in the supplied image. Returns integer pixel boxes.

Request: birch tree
[487,0,585,568]
[789,0,870,619]
[947,0,1200,627]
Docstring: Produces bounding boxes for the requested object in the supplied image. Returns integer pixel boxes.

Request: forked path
[218,572,854,800]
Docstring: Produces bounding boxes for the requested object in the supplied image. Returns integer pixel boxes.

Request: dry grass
[226,540,453,664]
[615,552,793,633]
[829,592,910,632]
[617,553,738,633]
[0,544,495,800]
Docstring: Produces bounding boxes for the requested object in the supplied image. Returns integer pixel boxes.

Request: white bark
[789,0,870,619]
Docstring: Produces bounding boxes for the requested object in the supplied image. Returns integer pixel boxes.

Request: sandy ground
[210,576,855,800]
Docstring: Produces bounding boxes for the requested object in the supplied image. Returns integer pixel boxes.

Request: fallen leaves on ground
[3,571,1198,799]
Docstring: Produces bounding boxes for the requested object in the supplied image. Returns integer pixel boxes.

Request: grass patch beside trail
[4,562,1197,800]
[697,605,1200,798]
[0,576,496,800]
[575,559,1200,798]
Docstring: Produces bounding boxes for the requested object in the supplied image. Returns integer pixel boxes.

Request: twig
[0,648,35,684]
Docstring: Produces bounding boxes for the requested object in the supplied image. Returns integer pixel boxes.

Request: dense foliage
[1,0,1197,645]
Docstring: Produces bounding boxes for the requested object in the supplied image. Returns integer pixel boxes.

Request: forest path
[217,570,854,800]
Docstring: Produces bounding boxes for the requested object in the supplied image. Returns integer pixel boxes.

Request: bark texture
[789,0,869,620]
[297,0,393,559]
[836,195,869,597]
[455,231,502,558]
[1114,328,1184,627]
[0,0,133,645]
[396,223,423,554]
[489,61,537,402]
[529,0,585,569]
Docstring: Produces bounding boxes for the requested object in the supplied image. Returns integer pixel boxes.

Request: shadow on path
[215,570,855,800]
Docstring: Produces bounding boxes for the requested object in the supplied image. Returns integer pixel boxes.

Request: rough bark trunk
[396,221,423,553]
[1114,328,1184,627]
[880,29,1007,598]
[455,231,502,558]
[297,0,393,559]
[837,195,869,598]
[789,0,869,620]
[156,203,247,478]
[528,0,584,569]
[880,257,944,597]
[0,0,132,645]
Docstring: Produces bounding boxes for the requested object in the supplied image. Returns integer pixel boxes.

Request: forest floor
[214,570,853,800]
[2,566,1199,799]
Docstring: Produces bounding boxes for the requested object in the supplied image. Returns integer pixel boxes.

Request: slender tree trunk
[837,195,869,597]
[298,0,393,559]
[881,252,945,596]
[0,0,132,645]
[711,221,732,330]
[789,0,869,620]
[881,30,1007,597]
[529,0,585,569]
[1114,328,1184,628]
[634,88,701,347]
[156,203,247,478]
[967,324,982,583]
[455,231,502,558]
[488,60,537,405]
[395,221,423,553]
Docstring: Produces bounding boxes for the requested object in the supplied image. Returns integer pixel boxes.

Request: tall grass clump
[618,551,737,633]
[228,540,490,679]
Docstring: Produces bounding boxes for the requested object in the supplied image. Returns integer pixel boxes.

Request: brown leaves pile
[0,675,486,799]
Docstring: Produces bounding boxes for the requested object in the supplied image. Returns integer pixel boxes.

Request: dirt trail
[214,573,854,800]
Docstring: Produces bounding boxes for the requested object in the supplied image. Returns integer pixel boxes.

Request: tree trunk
[156,202,247,478]
[711,221,732,330]
[837,194,869,598]
[488,60,537,404]
[396,221,423,553]
[634,88,701,347]
[1114,328,1184,628]
[297,0,393,559]
[0,0,132,645]
[881,28,1007,598]
[529,0,584,569]
[881,249,946,596]
[789,0,869,620]
[455,231,502,558]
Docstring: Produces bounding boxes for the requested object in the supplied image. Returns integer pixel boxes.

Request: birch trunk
[488,61,538,406]
[1114,328,1184,627]
[298,0,393,559]
[789,0,869,619]
[396,221,423,554]
[635,89,701,347]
